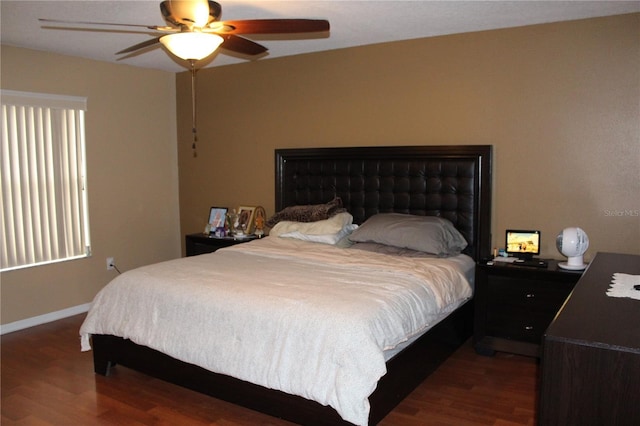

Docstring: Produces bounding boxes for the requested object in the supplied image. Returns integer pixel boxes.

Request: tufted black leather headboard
[275,145,492,261]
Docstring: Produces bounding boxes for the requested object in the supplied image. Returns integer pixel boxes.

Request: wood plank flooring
[1,314,538,425]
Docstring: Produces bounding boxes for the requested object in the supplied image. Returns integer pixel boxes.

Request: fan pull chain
[191,60,198,157]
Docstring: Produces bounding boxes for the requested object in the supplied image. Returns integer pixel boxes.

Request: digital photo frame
[505,229,541,260]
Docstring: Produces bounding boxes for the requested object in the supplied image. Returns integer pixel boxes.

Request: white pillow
[269,212,353,237]
[280,224,358,245]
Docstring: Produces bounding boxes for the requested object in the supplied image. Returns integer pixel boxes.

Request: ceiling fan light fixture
[160,32,223,61]
[192,0,212,27]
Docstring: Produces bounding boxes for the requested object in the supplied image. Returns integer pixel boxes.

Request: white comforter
[80,237,473,426]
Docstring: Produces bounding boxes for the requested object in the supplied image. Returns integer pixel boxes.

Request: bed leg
[93,358,116,376]
[90,335,118,376]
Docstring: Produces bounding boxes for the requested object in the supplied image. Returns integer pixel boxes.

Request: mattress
[80,237,473,426]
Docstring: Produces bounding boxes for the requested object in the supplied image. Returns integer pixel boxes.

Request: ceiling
[2,1,638,73]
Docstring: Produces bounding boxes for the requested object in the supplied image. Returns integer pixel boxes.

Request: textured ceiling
[2,1,638,73]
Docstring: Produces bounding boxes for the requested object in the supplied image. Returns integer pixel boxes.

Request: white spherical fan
[556,227,589,270]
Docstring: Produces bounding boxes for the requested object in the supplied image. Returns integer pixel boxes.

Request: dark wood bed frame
[91,145,492,425]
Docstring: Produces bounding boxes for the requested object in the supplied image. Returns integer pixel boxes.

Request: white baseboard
[0,303,91,335]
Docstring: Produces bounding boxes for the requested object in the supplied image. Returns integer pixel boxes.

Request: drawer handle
[525,293,535,298]
[525,326,534,331]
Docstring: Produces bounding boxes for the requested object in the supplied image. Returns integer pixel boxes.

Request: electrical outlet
[106,257,114,271]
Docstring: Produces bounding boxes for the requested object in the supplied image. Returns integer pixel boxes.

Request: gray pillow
[348,213,467,257]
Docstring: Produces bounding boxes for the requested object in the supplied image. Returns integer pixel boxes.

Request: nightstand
[473,259,582,357]
[185,233,258,256]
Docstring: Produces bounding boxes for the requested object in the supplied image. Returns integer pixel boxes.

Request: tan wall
[1,13,638,326]
[1,46,181,325]
[178,13,639,259]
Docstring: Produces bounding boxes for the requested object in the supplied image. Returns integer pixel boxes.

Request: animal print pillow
[266,197,346,228]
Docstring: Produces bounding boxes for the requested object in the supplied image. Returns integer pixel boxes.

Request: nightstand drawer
[487,276,570,314]
[486,309,556,343]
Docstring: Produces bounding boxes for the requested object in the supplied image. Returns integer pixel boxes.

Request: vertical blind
[1,90,91,271]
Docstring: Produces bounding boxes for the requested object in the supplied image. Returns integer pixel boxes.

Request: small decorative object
[254,206,266,237]
[556,227,589,270]
[226,209,238,236]
[236,206,256,235]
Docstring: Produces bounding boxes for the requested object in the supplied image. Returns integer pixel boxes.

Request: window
[1,90,91,271]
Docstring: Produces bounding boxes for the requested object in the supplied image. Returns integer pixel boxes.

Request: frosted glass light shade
[160,33,223,60]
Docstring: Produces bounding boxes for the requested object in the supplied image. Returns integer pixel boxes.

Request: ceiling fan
[40,0,330,63]
[40,0,330,157]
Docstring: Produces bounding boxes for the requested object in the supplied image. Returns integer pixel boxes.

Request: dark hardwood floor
[1,314,538,425]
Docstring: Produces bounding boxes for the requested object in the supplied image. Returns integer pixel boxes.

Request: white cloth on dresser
[606,273,640,300]
[80,237,473,426]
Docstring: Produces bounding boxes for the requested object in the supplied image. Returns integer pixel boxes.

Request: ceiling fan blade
[219,19,330,35]
[39,18,172,31]
[116,37,162,55]
[218,34,268,56]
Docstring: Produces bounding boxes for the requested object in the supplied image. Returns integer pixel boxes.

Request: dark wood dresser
[539,252,640,425]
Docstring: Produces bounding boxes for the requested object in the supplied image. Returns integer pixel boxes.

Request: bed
[82,145,492,425]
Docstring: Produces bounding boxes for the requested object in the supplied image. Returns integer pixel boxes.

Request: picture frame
[236,206,256,234]
[208,207,228,230]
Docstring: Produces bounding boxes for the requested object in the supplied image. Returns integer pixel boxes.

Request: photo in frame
[208,207,228,230]
[235,206,256,235]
